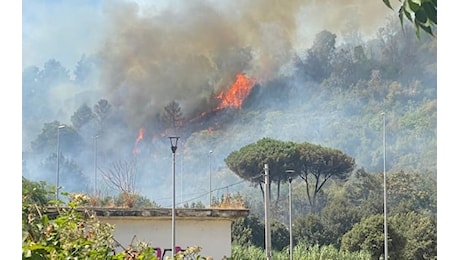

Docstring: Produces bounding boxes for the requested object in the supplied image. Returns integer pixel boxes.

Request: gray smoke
[97,0,394,128]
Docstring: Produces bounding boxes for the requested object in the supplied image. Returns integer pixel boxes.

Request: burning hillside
[216,73,256,110]
[132,73,258,152]
[98,0,393,131]
[189,73,256,129]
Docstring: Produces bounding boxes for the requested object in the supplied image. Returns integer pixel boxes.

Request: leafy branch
[383,0,437,38]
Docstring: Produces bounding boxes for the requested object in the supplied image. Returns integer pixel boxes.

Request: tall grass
[230,243,372,260]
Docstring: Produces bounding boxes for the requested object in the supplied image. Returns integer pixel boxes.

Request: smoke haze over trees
[22,0,436,207]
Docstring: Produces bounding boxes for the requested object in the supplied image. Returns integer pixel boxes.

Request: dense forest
[22,7,436,258]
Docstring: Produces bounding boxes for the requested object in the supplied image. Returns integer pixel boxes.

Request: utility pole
[56,125,65,202]
[264,164,272,260]
[93,135,99,198]
[285,170,295,260]
[382,112,388,260]
[288,177,293,260]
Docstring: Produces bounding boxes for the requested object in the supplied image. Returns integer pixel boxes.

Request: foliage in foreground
[382,0,437,38]
[22,180,211,259]
[22,192,151,259]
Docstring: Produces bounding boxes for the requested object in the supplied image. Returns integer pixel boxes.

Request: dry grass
[212,193,247,209]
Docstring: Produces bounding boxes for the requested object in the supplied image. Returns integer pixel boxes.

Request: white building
[90,207,249,259]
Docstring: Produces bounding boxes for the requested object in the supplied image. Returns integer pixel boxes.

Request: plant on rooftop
[213,193,247,209]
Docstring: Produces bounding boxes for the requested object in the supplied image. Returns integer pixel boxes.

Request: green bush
[22,178,159,259]
[230,242,372,260]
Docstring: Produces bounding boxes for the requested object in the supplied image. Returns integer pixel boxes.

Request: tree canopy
[225,138,355,212]
[296,142,355,213]
[225,138,297,183]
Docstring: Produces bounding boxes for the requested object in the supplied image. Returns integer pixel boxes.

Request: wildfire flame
[133,127,145,155]
[216,73,255,110]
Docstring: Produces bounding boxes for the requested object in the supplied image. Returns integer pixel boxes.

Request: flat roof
[46,207,249,220]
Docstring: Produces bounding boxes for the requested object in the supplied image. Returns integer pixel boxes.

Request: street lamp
[209,150,213,207]
[169,136,180,258]
[56,125,65,202]
[382,112,388,260]
[286,170,295,260]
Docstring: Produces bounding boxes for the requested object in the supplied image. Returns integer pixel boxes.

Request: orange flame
[133,128,145,155]
[216,73,255,110]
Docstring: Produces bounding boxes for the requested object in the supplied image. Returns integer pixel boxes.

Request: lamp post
[56,125,65,202]
[180,153,183,204]
[169,136,180,257]
[93,135,99,198]
[209,150,213,207]
[382,112,388,260]
[286,170,295,260]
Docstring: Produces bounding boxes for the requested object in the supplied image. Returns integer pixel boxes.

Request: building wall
[104,217,232,259]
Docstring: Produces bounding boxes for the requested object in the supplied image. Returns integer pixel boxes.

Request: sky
[22,0,106,71]
[5,0,458,257]
[21,0,398,72]
[21,0,170,70]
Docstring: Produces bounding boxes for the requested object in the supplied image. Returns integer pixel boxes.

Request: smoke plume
[97,0,394,128]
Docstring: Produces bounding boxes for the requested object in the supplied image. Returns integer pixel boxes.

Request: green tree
[41,153,88,194]
[28,122,88,193]
[30,121,84,158]
[390,212,436,259]
[341,214,404,259]
[231,215,265,248]
[292,214,332,247]
[22,177,52,206]
[387,170,437,215]
[71,103,96,130]
[270,220,290,251]
[301,30,337,82]
[321,195,361,247]
[162,100,185,135]
[225,138,298,202]
[383,0,437,38]
[93,98,112,135]
[296,142,355,214]
[231,217,254,248]
[339,168,383,218]
[38,59,71,87]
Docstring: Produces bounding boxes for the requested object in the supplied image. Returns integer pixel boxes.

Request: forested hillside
[22,16,436,201]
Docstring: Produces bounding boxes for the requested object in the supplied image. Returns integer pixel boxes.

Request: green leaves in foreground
[383,0,437,38]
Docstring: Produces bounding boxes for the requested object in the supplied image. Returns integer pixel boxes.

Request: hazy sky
[22,0,106,70]
[22,0,397,71]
